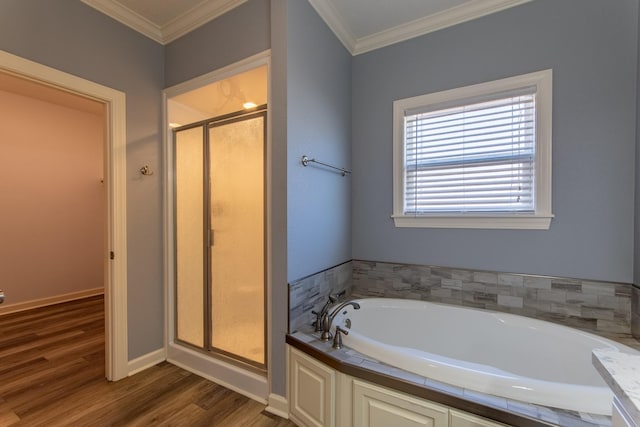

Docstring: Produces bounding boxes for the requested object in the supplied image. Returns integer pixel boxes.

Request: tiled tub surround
[288,261,352,334]
[289,260,635,344]
[352,260,633,336]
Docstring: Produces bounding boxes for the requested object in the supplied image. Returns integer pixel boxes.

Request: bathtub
[332,297,639,416]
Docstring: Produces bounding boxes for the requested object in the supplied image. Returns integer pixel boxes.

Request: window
[392,70,553,229]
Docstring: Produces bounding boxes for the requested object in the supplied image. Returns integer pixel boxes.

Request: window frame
[392,69,553,230]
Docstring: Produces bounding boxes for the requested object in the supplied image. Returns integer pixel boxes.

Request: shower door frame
[173,108,268,372]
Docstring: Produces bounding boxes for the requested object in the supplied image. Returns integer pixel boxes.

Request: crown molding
[307,0,356,54]
[162,0,248,44]
[311,0,532,56]
[82,0,248,45]
[354,0,532,55]
[81,0,163,43]
[84,0,530,49]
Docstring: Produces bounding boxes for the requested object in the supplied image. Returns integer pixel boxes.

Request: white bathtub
[332,297,639,416]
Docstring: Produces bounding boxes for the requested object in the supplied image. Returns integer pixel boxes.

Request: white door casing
[0,50,128,381]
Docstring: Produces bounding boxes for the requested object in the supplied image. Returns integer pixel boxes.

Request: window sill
[391,214,553,230]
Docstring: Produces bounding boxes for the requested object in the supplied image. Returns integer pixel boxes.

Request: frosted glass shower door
[209,113,265,366]
[175,126,205,348]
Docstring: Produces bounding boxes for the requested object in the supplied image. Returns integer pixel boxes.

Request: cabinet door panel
[290,348,335,427]
[353,380,447,427]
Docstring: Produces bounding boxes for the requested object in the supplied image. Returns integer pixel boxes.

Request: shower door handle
[209,229,215,246]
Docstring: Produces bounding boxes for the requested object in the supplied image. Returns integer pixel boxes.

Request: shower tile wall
[288,261,353,333]
[351,260,632,335]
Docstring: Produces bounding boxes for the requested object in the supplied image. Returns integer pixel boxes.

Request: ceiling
[82,0,530,54]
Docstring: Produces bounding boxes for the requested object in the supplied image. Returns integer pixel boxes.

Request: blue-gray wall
[0,0,165,359]
[286,0,352,282]
[164,0,270,87]
[266,0,352,394]
[352,0,638,283]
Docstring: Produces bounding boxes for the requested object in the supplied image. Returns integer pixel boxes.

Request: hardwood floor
[0,296,296,426]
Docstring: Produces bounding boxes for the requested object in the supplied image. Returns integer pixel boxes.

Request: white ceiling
[82,0,530,54]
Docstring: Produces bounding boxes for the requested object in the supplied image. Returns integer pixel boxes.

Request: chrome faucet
[320,300,360,341]
[312,290,345,332]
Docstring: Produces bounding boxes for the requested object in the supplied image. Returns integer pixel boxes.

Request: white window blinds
[404,89,536,214]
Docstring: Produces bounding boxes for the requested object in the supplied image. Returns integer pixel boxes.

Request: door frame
[0,50,129,381]
[163,50,271,401]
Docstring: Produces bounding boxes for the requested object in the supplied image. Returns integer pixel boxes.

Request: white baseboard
[0,288,104,315]
[265,393,289,419]
[127,348,166,376]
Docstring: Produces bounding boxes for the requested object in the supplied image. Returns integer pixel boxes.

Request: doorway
[164,53,270,401]
[0,71,105,311]
[0,50,128,381]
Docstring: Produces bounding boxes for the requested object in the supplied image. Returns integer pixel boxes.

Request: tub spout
[320,300,360,341]
[330,301,360,320]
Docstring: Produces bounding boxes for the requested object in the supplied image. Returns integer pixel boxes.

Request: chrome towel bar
[301,155,351,176]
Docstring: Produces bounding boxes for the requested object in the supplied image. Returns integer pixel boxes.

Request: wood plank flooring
[0,296,296,426]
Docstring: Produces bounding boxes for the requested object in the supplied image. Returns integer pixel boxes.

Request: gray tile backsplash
[352,260,632,335]
[288,259,634,336]
[288,261,352,333]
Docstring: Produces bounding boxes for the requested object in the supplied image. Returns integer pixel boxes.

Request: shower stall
[165,59,269,399]
[173,107,267,370]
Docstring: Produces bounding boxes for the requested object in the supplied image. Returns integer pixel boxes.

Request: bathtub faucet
[320,300,360,342]
[312,290,346,332]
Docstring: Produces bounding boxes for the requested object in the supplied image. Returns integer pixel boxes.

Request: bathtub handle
[333,326,349,349]
[311,310,322,332]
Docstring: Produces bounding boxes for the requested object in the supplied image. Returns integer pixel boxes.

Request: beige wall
[0,88,104,308]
